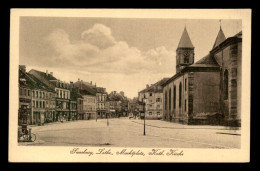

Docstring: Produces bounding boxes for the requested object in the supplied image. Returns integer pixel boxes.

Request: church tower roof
[213,26,226,48]
[177,27,194,48]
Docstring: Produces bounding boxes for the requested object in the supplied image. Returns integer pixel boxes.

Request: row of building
[18,67,130,125]
[137,26,242,126]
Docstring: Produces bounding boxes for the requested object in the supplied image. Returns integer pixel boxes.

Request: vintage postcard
[9,9,251,162]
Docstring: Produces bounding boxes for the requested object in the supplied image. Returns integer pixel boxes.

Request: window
[33,100,35,107]
[150,93,152,96]
[184,56,189,63]
[157,105,160,109]
[185,99,187,112]
[185,78,187,91]
[46,101,48,108]
[149,112,152,115]
[224,70,228,100]
[169,88,171,110]
[164,91,167,110]
[27,90,30,96]
[40,101,42,108]
[36,101,38,108]
[179,82,182,107]
[174,85,176,109]
[36,91,38,98]
[60,90,62,98]
[63,91,65,99]
[157,112,161,115]
[40,92,42,98]
[156,98,161,102]
[43,101,45,108]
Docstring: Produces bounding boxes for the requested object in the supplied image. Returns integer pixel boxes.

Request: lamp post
[106,112,109,126]
[143,96,147,136]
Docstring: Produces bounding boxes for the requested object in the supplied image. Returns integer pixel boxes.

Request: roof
[29,69,58,81]
[177,27,194,48]
[212,26,226,49]
[210,30,242,54]
[19,69,54,92]
[139,78,170,93]
[234,31,242,39]
[190,54,219,67]
[73,81,96,96]
[108,92,124,101]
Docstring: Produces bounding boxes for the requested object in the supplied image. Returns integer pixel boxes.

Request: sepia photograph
[9,9,251,162]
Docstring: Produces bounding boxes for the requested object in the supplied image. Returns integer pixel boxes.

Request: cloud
[45,23,176,75]
[81,23,116,49]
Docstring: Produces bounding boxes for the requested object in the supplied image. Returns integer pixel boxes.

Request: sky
[19,17,242,98]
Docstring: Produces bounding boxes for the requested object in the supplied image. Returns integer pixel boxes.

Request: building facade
[82,94,96,119]
[18,66,31,126]
[138,78,169,120]
[19,66,56,125]
[95,88,107,118]
[162,26,242,126]
[29,69,71,122]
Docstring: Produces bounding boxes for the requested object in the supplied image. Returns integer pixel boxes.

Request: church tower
[212,25,226,49]
[176,27,195,73]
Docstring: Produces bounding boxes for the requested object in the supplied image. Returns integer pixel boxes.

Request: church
[161,26,242,126]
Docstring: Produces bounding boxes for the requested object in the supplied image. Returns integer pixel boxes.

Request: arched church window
[183,51,190,63]
[184,56,189,63]
[169,88,171,110]
[179,82,182,107]
[165,91,167,110]
[224,70,228,100]
[173,85,176,109]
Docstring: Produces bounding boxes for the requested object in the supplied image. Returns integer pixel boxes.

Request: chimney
[80,80,83,89]
[46,70,48,76]
[50,72,53,76]
[90,81,92,85]
[78,78,80,82]
[70,81,73,88]
[19,65,26,73]
[95,83,96,87]
[146,84,149,88]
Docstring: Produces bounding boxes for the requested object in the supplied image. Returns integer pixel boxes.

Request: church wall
[213,41,241,126]
[192,72,220,115]
[163,84,169,120]
[215,46,231,117]
[237,42,242,123]
[163,73,189,123]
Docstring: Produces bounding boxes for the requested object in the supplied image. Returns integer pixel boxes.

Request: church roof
[190,54,219,67]
[212,26,226,49]
[177,27,194,48]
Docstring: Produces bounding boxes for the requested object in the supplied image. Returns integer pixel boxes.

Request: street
[21,118,241,148]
